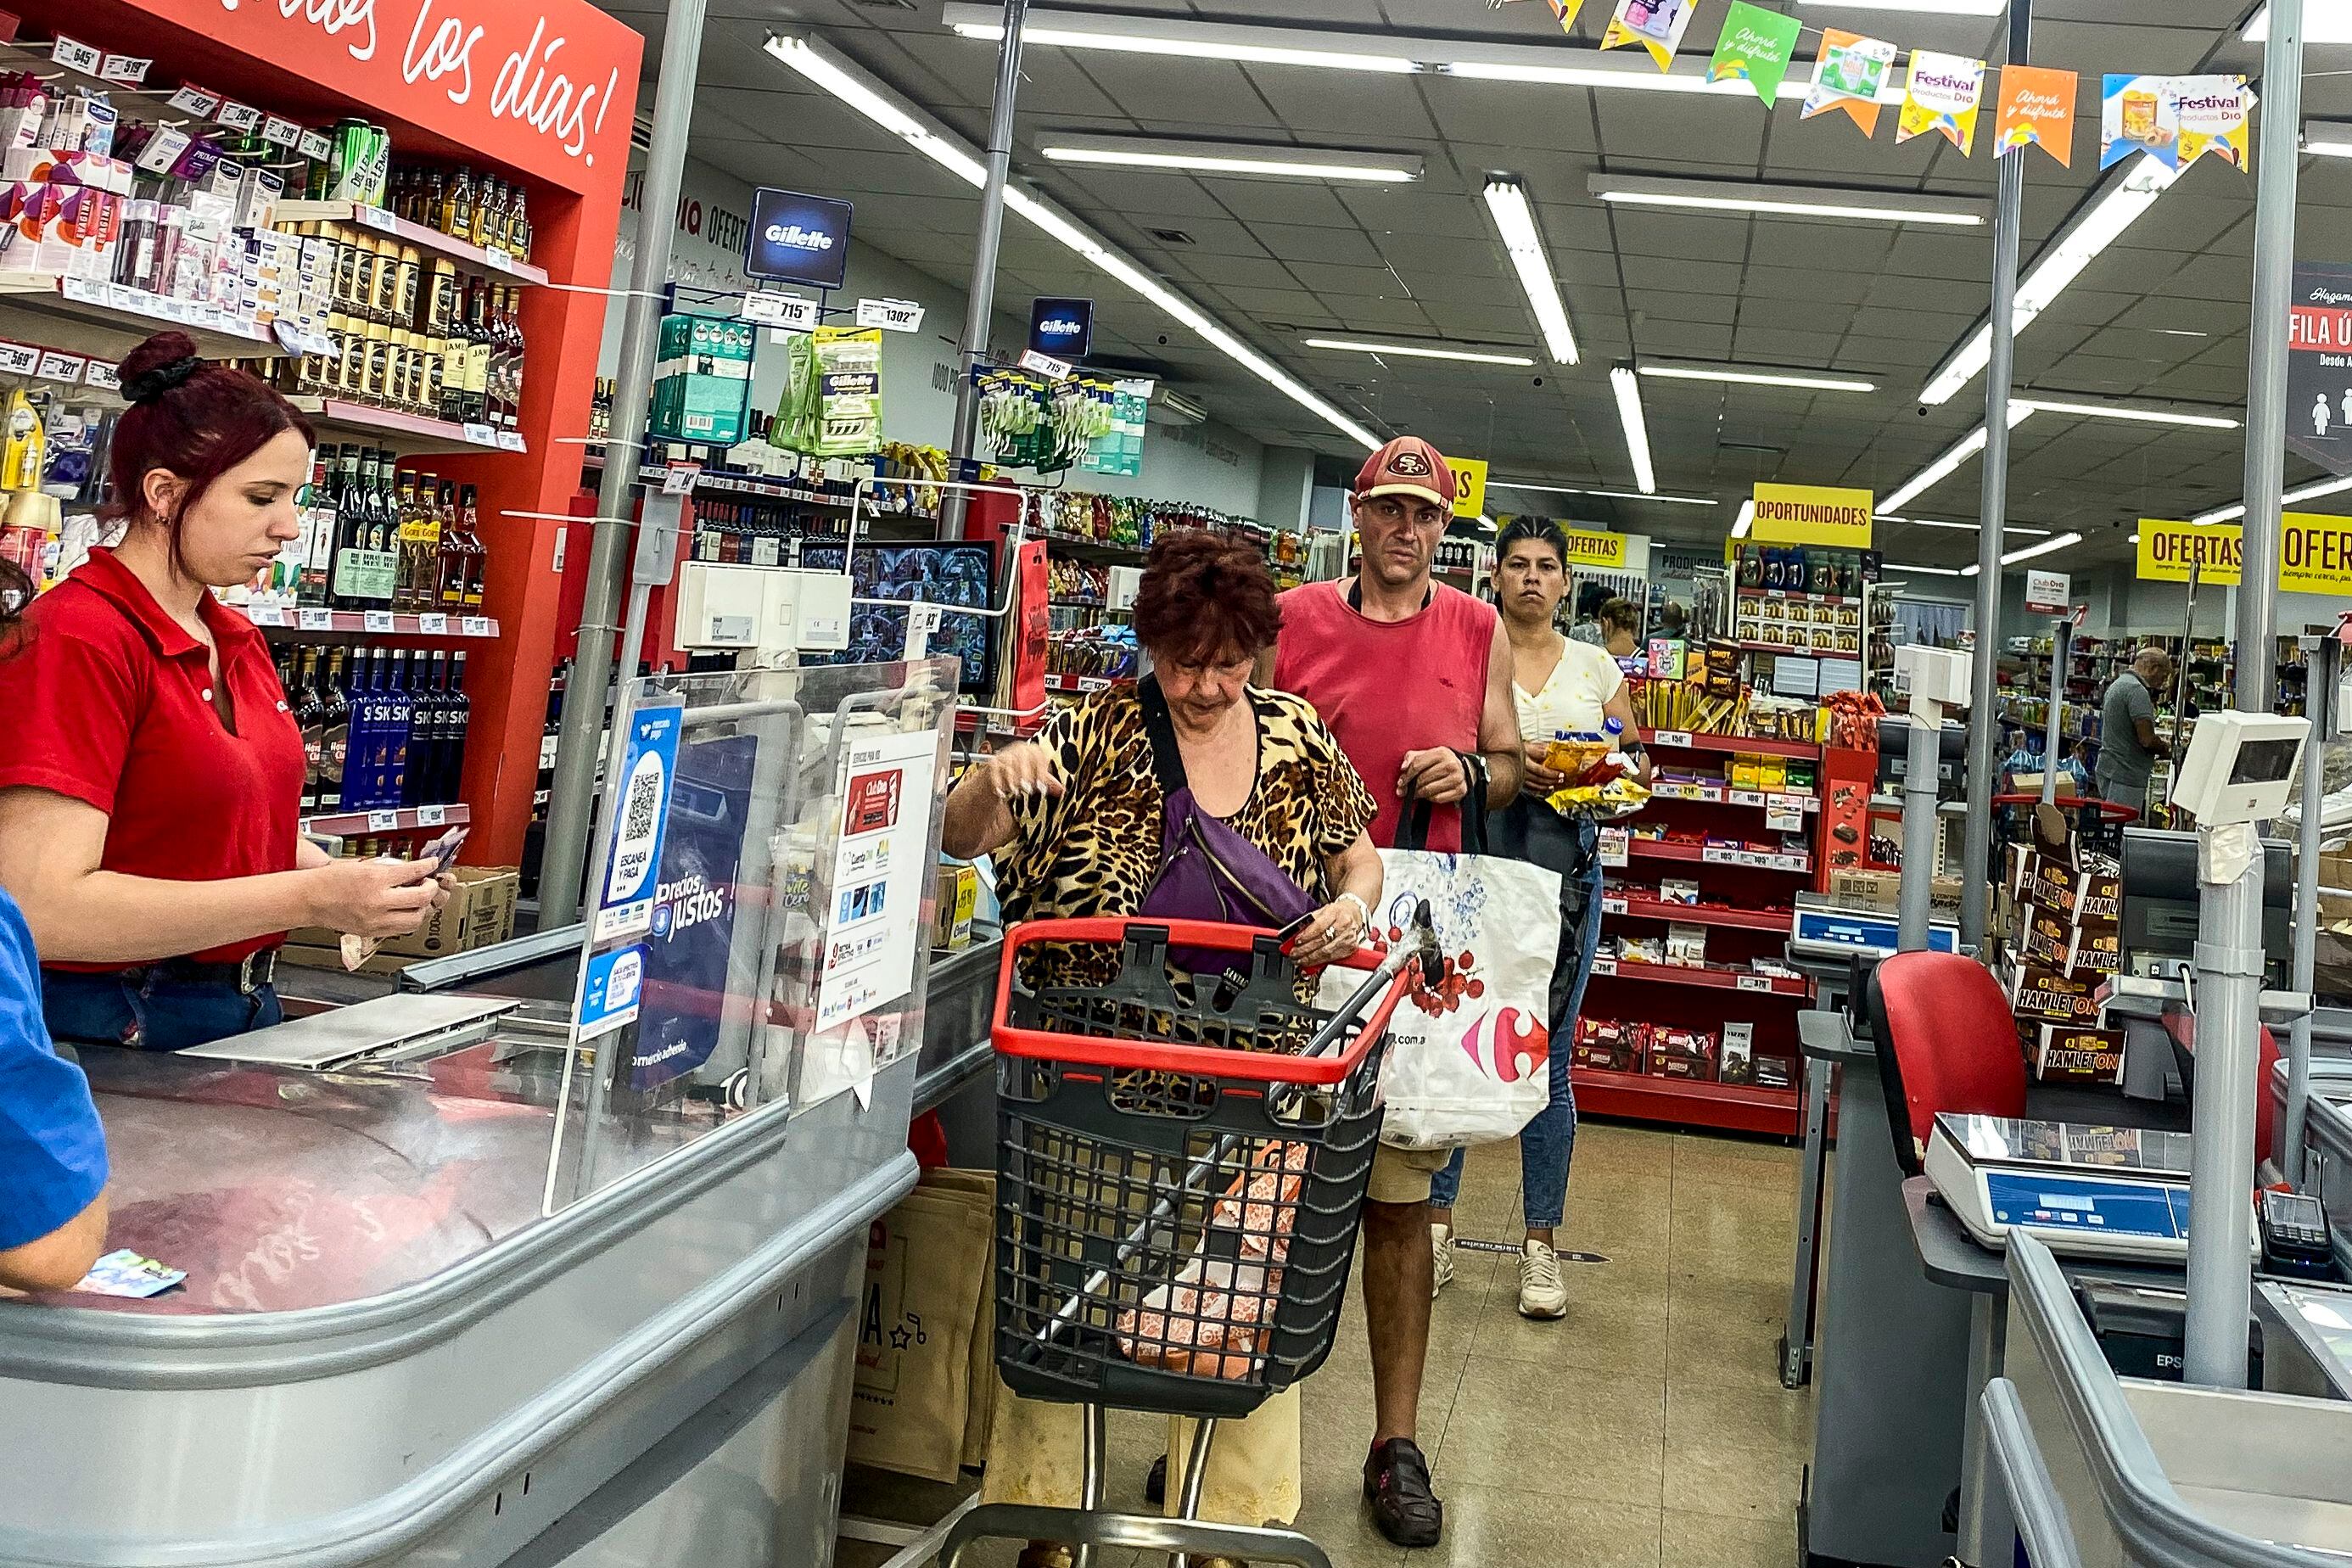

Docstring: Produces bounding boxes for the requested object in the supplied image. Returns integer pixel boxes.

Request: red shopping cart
[941,914,1430,1568]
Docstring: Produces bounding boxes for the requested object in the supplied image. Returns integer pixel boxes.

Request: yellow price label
[1447,456,1487,519]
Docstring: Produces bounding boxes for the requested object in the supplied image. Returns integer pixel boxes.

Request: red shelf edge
[1638,728,1821,760]
[1570,1065,1800,1136]
[1605,897,1795,933]
[1589,956,1812,1000]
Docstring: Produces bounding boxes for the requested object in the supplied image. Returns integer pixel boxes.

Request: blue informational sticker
[595,703,685,941]
[629,732,758,1092]
[577,943,647,1042]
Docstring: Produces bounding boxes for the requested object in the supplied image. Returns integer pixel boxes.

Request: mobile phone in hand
[422,826,470,873]
[1277,910,1319,954]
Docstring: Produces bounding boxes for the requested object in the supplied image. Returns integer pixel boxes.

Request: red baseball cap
[1352,435,1457,509]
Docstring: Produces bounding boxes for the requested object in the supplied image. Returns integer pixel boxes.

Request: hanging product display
[650,313,756,446]
[976,367,1112,474]
[1705,3,1801,104]
[1802,29,1897,134]
[770,327,885,458]
[1897,50,1987,153]
[1996,64,2080,165]
[1600,0,1697,70]
[1079,378,1151,479]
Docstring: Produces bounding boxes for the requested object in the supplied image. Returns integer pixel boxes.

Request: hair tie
[122,356,201,406]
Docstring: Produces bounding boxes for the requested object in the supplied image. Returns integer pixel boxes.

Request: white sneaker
[1430,1224,1454,1299]
[1518,1239,1568,1319]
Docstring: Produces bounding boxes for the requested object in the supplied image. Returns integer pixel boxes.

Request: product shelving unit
[235,605,501,638]
[287,396,527,456]
[273,201,554,287]
[300,802,470,838]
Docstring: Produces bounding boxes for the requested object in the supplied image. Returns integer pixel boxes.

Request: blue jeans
[42,966,282,1053]
[1430,817,1603,1230]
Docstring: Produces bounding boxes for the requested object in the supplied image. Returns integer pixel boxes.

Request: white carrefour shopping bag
[1325,800,1561,1151]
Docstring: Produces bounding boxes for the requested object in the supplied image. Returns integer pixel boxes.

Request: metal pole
[538,0,712,924]
[1962,0,2032,951]
[2237,0,2303,720]
[2285,633,2335,1184]
[2041,619,2069,805]
[940,0,1029,540]
[1899,714,1942,951]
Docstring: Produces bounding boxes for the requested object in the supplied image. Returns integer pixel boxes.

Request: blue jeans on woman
[42,966,282,1053]
[1429,814,1603,1229]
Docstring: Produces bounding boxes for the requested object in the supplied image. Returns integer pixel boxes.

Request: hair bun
[119,331,203,405]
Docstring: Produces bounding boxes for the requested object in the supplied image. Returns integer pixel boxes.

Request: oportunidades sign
[1750,483,1873,547]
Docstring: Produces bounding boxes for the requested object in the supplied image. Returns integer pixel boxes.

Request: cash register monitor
[2118,826,2293,983]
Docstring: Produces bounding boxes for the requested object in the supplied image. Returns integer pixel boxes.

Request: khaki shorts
[1365,1141,1449,1206]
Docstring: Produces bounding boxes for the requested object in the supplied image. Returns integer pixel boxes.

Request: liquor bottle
[462,277,492,427]
[506,182,529,260]
[498,285,525,431]
[456,483,486,608]
[291,646,325,813]
[338,645,375,810]
[391,468,418,611]
[329,445,366,609]
[382,649,415,809]
[469,173,497,249]
[434,479,465,610]
[318,645,350,814]
[405,649,443,805]
[438,164,472,239]
[297,452,333,607]
[441,649,471,802]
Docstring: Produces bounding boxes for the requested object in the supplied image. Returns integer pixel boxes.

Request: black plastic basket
[988,917,1414,1421]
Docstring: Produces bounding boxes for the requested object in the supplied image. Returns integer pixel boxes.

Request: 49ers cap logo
[1389,450,1433,477]
[1353,434,1458,505]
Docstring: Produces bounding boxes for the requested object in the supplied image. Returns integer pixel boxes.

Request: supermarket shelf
[1044,674,1131,694]
[1627,838,1705,864]
[1569,1064,1800,1137]
[302,804,469,836]
[1601,895,1795,933]
[274,202,552,286]
[1735,586,1859,607]
[1730,639,1862,658]
[242,605,500,637]
[1590,955,1812,999]
[1041,532,1146,563]
[0,276,283,362]
[288,397,524,455]
[1623,838,1810,874]
[1649,781,1819,812]
[1639,728,1820,760]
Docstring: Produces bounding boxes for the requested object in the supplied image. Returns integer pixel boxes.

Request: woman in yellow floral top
[940,530,1380,1566]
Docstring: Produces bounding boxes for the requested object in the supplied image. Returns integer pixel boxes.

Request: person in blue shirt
[0,556,108,1291]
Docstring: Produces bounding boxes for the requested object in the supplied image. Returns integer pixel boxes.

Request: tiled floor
[840,1122,1814,1567]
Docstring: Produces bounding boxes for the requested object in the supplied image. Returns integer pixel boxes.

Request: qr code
[624,773,661,841]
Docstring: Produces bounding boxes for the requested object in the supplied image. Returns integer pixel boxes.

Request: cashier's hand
[986,742,1064,803]
[1398,748,1471,806]
[1522,740,1565,799]
[305,855,443,938]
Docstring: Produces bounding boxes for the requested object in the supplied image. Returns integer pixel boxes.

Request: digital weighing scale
[1924,1112,2255,1262]
[1790,893,1958,961]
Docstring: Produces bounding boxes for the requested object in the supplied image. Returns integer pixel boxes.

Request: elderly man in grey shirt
[2095,645,2176,818]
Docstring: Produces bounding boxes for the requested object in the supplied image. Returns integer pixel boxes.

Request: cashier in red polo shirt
[0,333,447,1054]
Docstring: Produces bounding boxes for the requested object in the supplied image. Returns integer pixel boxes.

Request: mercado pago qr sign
[96,1,642,193]
[2137,514,2352,594]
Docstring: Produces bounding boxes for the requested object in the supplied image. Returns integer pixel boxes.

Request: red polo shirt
[0,548,305,968]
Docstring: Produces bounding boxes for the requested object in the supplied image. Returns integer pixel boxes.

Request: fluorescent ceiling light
[1639,359,1877,394]
[1610,365,1656,496]
[1799,0,2003,11]
[1921,155,2177,406]
[1489,479,1716,505]
[2194,473,2352,527]
[1733,499,1755,540]
[1304,336,1534,366]
[1589,174,1987,228]
[764,32,1380,451]
[1963,531,2084,574]
[1884,563,1969,577]
[1482,176,1580,367]
[2308,120,2352,158]
[1879,404,2036,514]
[2013,396,2241,430]
[943,4,1418,70]
[1038,135,1421,183]
[1885,515,2054,537]
[2248,3,2352,42]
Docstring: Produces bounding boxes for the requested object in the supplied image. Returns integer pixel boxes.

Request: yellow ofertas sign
[1750,483,1874,546]
[1447,456,1488,518]
[1558,527,1627,570]
[2137,515,2352,593]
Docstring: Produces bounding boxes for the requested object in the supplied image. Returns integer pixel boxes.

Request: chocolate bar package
[2064,924,2121,978]
[2034,1025,2125,1085]
[2006,959,2103,1027]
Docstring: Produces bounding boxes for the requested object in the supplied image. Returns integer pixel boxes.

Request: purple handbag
[1132,677,1318,974]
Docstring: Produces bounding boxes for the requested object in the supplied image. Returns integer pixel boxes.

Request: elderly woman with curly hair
[942,529,1382,1568]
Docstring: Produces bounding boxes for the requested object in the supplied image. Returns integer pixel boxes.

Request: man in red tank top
[1260,435,1522,1548]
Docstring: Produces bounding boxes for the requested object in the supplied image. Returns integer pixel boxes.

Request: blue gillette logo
[1028,296,1094,358]
[746,188,853,288]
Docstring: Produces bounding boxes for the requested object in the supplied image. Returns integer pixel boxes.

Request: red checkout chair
[1866,949,2029,1174]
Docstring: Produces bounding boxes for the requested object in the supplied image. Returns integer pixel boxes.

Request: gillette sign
[1028,296,1095,359]
[745,188,853,289]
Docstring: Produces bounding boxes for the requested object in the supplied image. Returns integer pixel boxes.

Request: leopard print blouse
[995,685,1377,988]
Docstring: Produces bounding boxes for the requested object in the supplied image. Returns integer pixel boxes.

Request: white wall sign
[2024,569,2069,615]
[856,297,926,333]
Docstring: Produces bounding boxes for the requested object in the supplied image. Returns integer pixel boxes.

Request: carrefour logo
[764,223,835,251]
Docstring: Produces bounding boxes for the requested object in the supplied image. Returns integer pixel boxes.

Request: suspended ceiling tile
[1207,179,1364,229]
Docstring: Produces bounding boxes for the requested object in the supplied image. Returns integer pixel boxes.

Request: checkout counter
[0,659,1003,1568]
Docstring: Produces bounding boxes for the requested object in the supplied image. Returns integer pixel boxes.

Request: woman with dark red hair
[0,333,445,1053]
[941,528,1381,1558]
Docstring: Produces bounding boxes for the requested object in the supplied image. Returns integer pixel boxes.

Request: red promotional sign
[25,0,641,195]
[2290,261,2352,478]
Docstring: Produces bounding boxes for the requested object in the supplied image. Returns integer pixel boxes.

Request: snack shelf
[1627,838,1706,864]
[1568,1065,1800,1137]
[1621,839,1810,874]
[1733,639,1861,658]
[288,396,525,455]
[239,605,500,637]
[1601,894,1795,933]
[1649,781,1819,812]
[1589,956,1812,999]
[301,803,470,836]
[1735,586,1860,607]
[1040,532,1147,563]
[274,201,552,286]
[1044,674,1129,695]
[1638,728,1820,761]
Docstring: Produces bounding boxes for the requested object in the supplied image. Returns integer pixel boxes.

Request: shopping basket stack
[943,914,1428,1568]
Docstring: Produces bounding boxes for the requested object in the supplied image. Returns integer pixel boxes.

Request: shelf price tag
[742,291,819,331]
[362,609,395,633]
[660,462,703,496]
[417,804,447,827]
[0,341,40,378]
[49,36,103,74]
[462,422,496,446]
[418,613,449,636]
[247,604,286,627]
[460,615,492,637]
[1703,846,1734,865]
[1653,730,1693,749]
[165,84,222,117]
[98,54,152,85]
[1728,788,1763,807]
[1767,804,1805,832]
[1737,974,1774,994]
[297,607,334,631]
[82,360,120,393]
[1601,895,1627,916]
[495,430,525,452]
[298,129,335,160]
[355,204,395,233]
[481,245,513,272]
[904,602,944,659]
[367,809,400,832]
[261,115,303,148]
[35,350,84,384]
[215,99,264,133]
[1592,957,1617,977]
[1020,349,1073,381]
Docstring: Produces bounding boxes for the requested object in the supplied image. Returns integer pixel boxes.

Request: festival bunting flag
[2101,73,2181,169]
[1600,0,1698,70]
[1896,49,1986,153]
[1802,29,1897,135]
[2176,75,2253,172]
[1706,3,1802,106]
[1993,64,2078,165]
[1543,0,1587,32]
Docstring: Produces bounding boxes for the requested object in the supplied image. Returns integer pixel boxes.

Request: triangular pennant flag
[1993,64,2077,166]
[1706,3,1801,106]
[1600,0,1698,71]
[1543,0,1588,31]
[1802,28,1896,137]
[2102,74,2180,170]
[2176,75,2254,172]
[1897,49,1986,154]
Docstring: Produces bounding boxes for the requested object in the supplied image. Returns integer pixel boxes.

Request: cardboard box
[1828,867,1901,914]
[283,865,518,960]
[2064,924,2120,978]
[2035,1024,2126,1085]
[933,862,977,951]
[278,939,413,978]
[461,868,520,951]
[2007,959,2103,1028]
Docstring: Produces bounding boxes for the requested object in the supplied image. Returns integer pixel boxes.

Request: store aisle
[840,1123,1813,1568]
